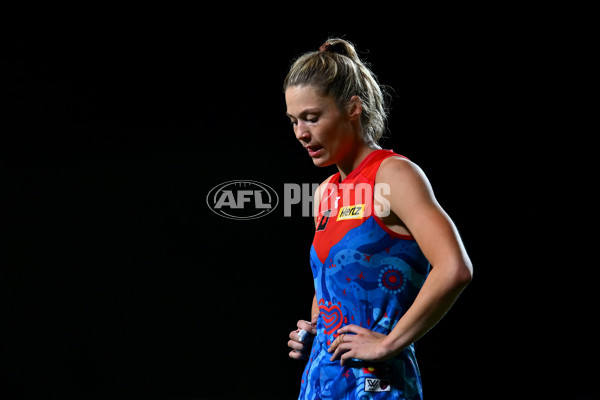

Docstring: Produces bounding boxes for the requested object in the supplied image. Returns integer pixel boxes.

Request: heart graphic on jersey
[319,302,343,335]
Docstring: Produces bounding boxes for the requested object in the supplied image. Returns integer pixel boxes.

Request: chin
[311,156,333,168]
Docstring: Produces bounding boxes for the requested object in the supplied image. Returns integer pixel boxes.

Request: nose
[295,120,310,143]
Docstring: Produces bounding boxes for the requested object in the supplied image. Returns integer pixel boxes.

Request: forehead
[285,85,337,116]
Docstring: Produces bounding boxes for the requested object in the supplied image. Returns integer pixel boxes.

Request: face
[285,85,358,167]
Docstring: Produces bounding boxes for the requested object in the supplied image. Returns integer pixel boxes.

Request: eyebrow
[286,108,321,119]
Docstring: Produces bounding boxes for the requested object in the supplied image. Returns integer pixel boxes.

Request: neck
[337,143,381,181]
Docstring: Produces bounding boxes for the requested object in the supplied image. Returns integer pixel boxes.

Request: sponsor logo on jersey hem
[365,378,391,392]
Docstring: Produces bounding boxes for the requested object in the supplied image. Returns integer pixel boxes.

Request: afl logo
[206,180,279,220]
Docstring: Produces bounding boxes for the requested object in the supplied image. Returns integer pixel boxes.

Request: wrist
[381,333,408,358]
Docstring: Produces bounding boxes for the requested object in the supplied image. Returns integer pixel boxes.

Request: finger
[287,339,306,352]
[327,332,354,353]
[298,319,317,335]
[289,330,303,341]
[289,329,315,344]
[339,349,355,366]
[329,342,351,362]
[289,349,308,360]
[327,334,342,353]
[337,324,362,335]
[327,333,352,356]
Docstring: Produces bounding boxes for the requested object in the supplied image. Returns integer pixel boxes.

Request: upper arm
[377,157,472,274]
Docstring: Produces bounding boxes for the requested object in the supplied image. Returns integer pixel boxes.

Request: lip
[306,145,324,157]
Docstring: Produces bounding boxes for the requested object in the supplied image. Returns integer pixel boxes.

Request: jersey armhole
[373,214,415,240]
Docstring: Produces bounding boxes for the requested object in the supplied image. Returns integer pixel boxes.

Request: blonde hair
[283,38,390,145]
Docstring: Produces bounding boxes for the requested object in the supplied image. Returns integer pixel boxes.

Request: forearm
[382,263,471,355]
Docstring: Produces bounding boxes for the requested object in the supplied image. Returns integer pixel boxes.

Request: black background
[4,11,594,400]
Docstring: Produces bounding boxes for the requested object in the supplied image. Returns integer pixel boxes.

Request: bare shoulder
[376,156,433,194]
[379,155,414,170]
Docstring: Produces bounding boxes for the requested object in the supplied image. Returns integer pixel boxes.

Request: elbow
[440,258,472,289]
[430,257,473,289]
[455,259,473,288]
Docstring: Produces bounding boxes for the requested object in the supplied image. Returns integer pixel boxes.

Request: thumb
[311,313,319,330]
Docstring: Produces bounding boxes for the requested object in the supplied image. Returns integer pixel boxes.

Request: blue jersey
[299,150,430,400]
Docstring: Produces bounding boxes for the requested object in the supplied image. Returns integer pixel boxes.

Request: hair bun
[318,40,348,56]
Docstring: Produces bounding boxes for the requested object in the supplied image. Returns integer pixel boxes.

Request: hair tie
[319,41,349,57]
[319,42,334,52]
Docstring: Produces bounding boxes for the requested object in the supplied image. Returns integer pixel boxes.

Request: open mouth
[307,145,323,157]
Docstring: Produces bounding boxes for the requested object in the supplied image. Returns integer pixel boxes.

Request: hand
[327,324,393,366]
[288,313,318,360]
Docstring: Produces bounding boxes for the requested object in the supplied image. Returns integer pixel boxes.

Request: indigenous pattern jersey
[298,150,430,400]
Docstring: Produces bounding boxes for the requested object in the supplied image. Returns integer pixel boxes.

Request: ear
[346,95,362,121]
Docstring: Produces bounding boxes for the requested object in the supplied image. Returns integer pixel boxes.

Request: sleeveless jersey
[298,149,430,400]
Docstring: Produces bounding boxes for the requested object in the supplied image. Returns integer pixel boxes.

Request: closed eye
[286,109,321,125]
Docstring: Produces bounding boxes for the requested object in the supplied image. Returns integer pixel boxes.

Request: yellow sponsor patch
[337,204,365,220]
